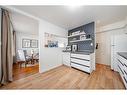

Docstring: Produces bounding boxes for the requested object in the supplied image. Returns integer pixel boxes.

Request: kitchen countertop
[62,50,71,52]
[62,50,93,55]
[117,52,127,60]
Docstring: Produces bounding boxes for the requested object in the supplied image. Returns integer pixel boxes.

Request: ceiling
[11,6,127,30]
[11,10,39,35]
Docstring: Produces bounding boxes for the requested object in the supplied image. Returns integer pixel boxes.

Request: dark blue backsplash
[68,22,95,53]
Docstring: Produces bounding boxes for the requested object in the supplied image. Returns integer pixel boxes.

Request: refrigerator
[111,29,127,71]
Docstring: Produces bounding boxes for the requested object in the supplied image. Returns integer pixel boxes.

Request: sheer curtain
[0,8,13,85]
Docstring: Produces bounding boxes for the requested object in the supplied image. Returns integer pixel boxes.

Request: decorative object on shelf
[68,30,86,38]
[80,30,86,35]
[86,34,91,39]
[44,32,67,48]
[65,45,71,51]
[72,37,77,41]
[31,40,38,48]
[71,30,80,36]
[72,44,78,52]
[22,39,31,48]
[68,32,86,38]
[80,35,86,40]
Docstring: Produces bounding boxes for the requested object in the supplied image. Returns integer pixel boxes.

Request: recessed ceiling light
[68,5,81,10]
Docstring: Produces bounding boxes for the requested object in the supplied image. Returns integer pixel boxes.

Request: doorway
[11,10,39,80]
[96,32,111,66]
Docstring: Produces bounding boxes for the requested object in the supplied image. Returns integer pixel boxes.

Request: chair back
[17,50,26,61]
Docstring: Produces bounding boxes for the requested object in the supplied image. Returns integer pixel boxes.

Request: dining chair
[17,50,31,67]
[33,53,39,63]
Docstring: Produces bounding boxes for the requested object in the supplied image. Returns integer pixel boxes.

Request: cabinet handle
[124,70,127,76]
[118,65,124,75]
[124,64,127,68]
[123,76,127,84]
[117,59,124,66]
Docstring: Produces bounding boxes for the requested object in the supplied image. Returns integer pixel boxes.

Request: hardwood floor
[0,64,125,89]
[13,63,39,81]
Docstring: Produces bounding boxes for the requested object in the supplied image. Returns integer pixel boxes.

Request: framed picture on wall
[22,39,31,48]
[31,40,38,48]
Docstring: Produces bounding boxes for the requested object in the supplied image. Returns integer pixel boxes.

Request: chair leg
[25,62,27,67]
[19,63,22,68]
[31,60,32,64]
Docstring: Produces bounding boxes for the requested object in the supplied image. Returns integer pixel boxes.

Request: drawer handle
[71,61,90,67]
[123,76,127,84]
[124,70,127,75]
[117,59,124,66]
[118,65,124,75]
[71,57,90,61]
[124,64,127,68]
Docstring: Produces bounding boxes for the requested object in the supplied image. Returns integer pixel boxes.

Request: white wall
[11,11,39,35]
[16,32,39,55]
[39,20,67,73]
[96,20,127,65]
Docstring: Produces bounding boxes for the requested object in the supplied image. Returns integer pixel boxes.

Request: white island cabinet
[71,53,95,74]
[62,52,71,67]
[62,52,95,74]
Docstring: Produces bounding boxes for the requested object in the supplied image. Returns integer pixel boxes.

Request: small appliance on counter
[63,45,71,52]
[72,44,78,52]
[66,45,71,51]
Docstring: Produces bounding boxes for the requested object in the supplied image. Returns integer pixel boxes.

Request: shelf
[69,38,92,43]
[68,33,86,38]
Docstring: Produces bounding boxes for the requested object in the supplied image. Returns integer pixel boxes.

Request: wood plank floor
[0,64,125,89]
[13,63,39,81]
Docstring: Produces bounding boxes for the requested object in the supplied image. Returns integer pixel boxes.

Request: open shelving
[69,38,92,43]
[68,33,86,38]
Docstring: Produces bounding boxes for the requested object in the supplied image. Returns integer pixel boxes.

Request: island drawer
[71,58,90,67]
[71,53,90,60]
[71,62,90,73]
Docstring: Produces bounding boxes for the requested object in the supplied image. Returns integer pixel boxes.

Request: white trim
[98,20,127,33]
[3,6,68,30]
[3,6,41,21]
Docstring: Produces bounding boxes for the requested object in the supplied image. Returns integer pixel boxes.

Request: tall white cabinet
[110,21,127,88]
[117,53,127,89]
[62,52,71,67]
[111,27,127,71]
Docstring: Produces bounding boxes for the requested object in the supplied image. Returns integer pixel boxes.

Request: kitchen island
[62,51,95,74]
